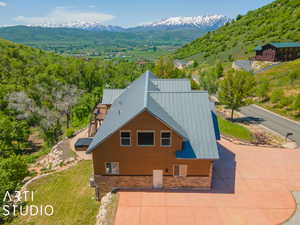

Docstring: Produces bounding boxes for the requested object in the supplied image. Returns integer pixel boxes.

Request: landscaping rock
[283,141,298,150]
[96,192,114,225]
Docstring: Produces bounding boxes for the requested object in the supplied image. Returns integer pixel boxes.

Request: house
[174,59,194,69]
[86,71,220,199]
[254,42,300,62]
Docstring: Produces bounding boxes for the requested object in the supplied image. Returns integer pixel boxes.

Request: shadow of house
[212,143,236,194]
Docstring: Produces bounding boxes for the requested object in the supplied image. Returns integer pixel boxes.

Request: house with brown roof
[86,71,220,199]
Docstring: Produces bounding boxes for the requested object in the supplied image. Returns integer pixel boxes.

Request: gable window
[173,164,187,177]
[137,131,155,146]
[120,131,131,146]
[105,162,119,174]
[161,131,171,146]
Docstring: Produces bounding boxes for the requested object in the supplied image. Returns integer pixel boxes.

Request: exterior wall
[92,110,212,177]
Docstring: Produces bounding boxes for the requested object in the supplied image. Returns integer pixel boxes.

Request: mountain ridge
[0,15,231,32]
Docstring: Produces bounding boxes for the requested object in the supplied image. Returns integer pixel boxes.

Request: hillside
[173,0,300,63]
[255,59,300,120]
[0,26,207,60]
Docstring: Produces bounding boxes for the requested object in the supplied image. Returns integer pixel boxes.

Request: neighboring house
[86,71,220,199]
[254,42,300,62]
[174,59,194,69]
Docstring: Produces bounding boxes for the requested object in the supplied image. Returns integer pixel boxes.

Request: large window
[105,162,119,174]
[137,131,155,146]
[160,131,171,147]
[120,131,131,146]
[173,164,187,177]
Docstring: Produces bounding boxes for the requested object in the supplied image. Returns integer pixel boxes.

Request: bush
[270,89,284,104]
[279,96,293,108]
[66,127,75,138]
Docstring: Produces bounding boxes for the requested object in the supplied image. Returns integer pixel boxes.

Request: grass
[218,116,254,142]
[11,161,100,225]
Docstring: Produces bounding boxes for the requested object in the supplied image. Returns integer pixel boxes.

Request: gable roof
[102,89,124,105]
[255,42,300,51]
[87,71,219,160]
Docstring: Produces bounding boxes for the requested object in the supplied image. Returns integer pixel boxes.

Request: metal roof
[255,42,300,51]
[102,89,124,105]
[87,71,219,159]
[75,138,93,147]
[152,79,191,91]
[149,91,219,159]
[270,42,300,48]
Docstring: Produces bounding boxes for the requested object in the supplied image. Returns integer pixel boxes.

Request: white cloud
[14,8,115,25]
[0,2,7,7]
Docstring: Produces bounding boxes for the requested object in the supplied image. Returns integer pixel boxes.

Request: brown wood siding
[92,110,212,176]
[255,45,300,62]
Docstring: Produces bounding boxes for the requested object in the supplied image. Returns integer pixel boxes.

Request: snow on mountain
[1,15,231,32]
[138,15,231,29]
[28,21,124,31]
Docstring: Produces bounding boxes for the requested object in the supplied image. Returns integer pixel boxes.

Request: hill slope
[174,0,300,63]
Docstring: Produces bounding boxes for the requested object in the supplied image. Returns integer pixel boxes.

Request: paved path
[284,192,300,225]
[240,104,300,145]
[115,139,300,225]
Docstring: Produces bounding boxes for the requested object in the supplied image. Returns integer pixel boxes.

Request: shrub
[66,127,75,138]
[270,89,284,104]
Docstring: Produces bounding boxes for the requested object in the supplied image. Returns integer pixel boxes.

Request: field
[11,161,100,225]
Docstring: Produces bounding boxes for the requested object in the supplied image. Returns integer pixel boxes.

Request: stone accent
[163,176,211,188]
[93,173,212,197]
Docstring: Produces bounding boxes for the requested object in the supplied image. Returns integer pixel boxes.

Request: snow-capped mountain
[4,15,231,32]
[135,15,231,30]
[28,21,124,32]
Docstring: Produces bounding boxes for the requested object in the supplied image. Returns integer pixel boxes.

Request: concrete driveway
[240,104,300,145]
[114,139,300,225]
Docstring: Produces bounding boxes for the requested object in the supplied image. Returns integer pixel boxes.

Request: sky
[0,0,275,27]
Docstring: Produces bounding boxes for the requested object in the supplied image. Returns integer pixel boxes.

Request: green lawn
[218,116,254,142]
[12,161,100,225]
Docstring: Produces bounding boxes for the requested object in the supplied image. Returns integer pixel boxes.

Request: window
[173,164,187,177]
[105,162,119,174]
[120,131,131,146]
[160,131,171,146]
[137,131,155,146]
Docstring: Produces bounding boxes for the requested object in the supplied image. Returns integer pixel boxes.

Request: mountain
[133,15,231,31]
[173,0,300,63]
[28,22,125,32]
[7,15,230,32]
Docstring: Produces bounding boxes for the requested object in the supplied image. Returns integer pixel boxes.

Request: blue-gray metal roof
[102,89,124,105]
[149,91,219,159]
[152,79,191,91]
[87,71,219,160]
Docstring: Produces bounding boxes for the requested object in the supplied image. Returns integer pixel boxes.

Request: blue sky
[0,0,274,27]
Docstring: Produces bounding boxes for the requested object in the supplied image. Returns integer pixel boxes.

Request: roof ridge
[143,71,150,108]
[148,91,208,93]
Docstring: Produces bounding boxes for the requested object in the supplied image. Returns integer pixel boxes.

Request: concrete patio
[114,139,300,225]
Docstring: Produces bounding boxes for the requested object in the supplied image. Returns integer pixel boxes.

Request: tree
[256,78,270,101]
[215,62,224,78]
[218,70,256,120]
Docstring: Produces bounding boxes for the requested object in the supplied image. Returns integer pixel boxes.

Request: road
[240,104,300,145]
